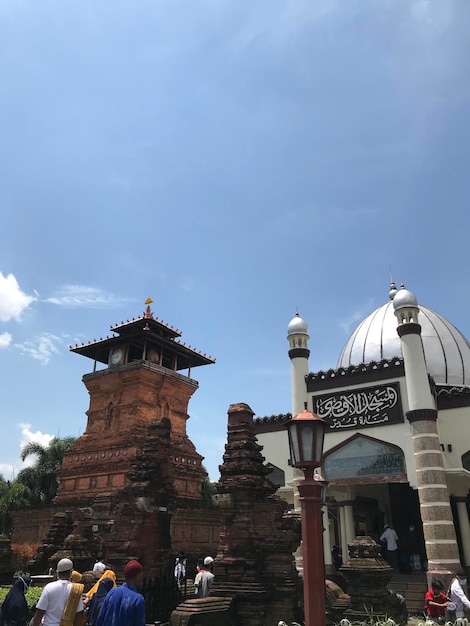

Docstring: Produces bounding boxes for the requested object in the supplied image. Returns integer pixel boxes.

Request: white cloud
[0,332,12,348]
[19,423,54,457]
[0,464,17,481]
[45,285,128,308]
[0,272,35,322]
[0,425,54,479]
[16,333,63,365]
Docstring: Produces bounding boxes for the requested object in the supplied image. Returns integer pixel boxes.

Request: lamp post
[286,402,327,626]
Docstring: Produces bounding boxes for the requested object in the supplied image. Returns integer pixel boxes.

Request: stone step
[387,574,427,614]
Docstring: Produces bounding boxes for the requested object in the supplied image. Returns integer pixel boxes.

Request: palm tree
[0,477,29,534]
[17,436,76,504]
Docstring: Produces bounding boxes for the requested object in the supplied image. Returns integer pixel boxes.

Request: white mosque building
[254,282,470,579]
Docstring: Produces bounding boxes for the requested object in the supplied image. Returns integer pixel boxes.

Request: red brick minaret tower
[56,299,214,505]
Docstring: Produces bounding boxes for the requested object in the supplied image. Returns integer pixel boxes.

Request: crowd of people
[173,552,215,598]
[4,550,468,625]
[0,558,145,626]
[0,553,217,626]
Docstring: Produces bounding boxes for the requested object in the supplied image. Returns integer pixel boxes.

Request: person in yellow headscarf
[71,571,83,583]
[85,570,116,601]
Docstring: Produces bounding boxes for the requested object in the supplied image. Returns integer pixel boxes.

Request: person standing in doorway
[174,552,187,588]
[380,524,399,571]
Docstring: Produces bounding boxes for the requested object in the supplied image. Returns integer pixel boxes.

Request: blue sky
[1,0,469,481]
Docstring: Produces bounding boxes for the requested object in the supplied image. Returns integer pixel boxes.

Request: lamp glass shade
[288,417,325,468]
[289,424,300,465]
[315,426,325,465]
[301,423,314,462]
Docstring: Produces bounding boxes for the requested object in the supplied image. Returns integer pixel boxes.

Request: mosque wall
[437,406,470,472]
[258,430,292,487]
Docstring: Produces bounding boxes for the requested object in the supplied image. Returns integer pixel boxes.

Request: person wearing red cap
[96,560,145,626]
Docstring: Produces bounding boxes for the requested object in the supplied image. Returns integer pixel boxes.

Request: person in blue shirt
[96,560,145,626]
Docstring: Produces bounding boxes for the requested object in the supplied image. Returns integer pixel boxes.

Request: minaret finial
[389,270,398,300]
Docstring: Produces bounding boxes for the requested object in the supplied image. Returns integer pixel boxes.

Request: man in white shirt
[450,573,470,618]
[31,558,84,626]
[380,524,399,571]
[194,556,215,599]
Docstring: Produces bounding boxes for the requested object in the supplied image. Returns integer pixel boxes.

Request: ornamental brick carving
[211,402,302,626]
[340,536,406,624]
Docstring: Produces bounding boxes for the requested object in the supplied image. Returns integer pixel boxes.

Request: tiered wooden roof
[70,304,215,371]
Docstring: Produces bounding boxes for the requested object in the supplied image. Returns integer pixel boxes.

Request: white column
[456,499,470,568]
[344,503,356,545]
[400,332,435,410]
[339,505,348,564]
[288,318,309,514]
[395,296,461,578]
[291,358,309,417]
[323,504,332,565]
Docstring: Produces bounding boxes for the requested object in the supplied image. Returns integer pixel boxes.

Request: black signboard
[313,382,404,431]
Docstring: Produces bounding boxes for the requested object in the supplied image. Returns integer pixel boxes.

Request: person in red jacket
[425,579,449,621]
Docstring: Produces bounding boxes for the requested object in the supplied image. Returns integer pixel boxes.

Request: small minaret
[287,312,310,416]
[393,284,462,582]
[287,312,310,527]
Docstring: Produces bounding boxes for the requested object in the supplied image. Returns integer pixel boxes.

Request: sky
[1,0,470,481]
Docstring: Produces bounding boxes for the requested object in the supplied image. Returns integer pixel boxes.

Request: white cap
[203,556,214,566]
[57,558,74,573]
[93,561,106,573]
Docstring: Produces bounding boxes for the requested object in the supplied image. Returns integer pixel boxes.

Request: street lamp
[286,402,328,626]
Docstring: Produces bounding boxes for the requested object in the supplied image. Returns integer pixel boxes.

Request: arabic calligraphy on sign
[313,383,403,430]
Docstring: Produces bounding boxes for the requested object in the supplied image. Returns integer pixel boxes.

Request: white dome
[393,285,418,310]
[287,313,309,337]
[337,301,470,386]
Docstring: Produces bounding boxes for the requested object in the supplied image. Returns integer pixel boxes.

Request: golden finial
[143,297,154,319]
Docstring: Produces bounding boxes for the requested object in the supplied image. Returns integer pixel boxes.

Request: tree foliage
[0,436,76,534]
[0,478,29,534]
[201,464,218,505]
[17,436,76,504]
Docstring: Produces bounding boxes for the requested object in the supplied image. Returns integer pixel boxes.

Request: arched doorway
[323,433,426,572]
